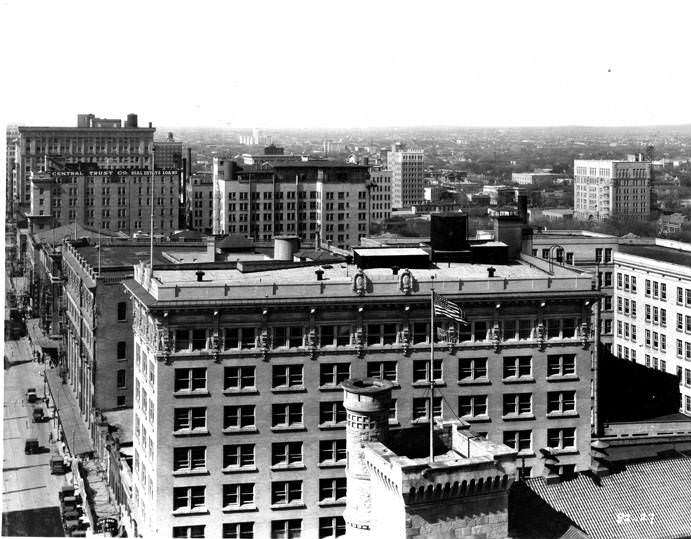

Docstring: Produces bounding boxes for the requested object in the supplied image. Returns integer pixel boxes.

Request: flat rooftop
[619,244,691,269]
[75,244,211,269]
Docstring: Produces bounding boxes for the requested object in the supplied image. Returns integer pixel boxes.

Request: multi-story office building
[511,172,562,186]
[124,223,598,538]
[368,169,391,222]
[186,173,214,233]
[6,125,19,215]
[612,240,691,415]
[388,148,424,208]
[13,113,154,207]
[62,240,215,443]
[26,169,181,236]
[213,160,370,249]
[154,133,183,170]
[574,157,652,221]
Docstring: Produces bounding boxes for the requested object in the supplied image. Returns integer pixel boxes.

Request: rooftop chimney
[315,269,324,281]
[196,270,205,282]
[487,267,496,277]
[391,265,400,275]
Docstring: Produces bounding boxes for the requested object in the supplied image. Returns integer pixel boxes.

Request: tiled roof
[518,456,691,539]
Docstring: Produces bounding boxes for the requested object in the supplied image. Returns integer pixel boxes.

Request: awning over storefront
[45,368,94,457]
[26,318,60,350]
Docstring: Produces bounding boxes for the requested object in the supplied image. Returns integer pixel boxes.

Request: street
[2,338,65,537]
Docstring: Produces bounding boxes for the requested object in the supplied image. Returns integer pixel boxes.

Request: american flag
[433,292,468,325]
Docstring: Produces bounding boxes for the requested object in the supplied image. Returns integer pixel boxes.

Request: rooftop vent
[487,267,496,277]
[196,270,205,282]
[392,265,400,275]
[315,269,324,281]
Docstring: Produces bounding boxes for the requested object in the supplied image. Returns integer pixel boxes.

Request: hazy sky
[2,0,690,129]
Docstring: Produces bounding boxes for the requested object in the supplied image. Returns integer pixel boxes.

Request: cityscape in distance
[3,1,691,539]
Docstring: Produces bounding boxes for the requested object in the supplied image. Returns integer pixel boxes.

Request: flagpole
[429,288,435,464]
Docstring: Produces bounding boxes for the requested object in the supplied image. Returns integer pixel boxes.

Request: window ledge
[517,450,535,457]
[270,503,306,511]
[546,412,579,419]
[547,376,579,383]
[457,379,491,386]
[172,508,209,517]
[173,429,210,437]
[319,423,346,431]
[318,462,346,469]
[502,414,536,422]
[223,389,259,396]
[412,382,446,388]
[271,387,307,394]
[223,427,259,435]
[271,464,306,472]
[173,390,210,398]
[318,500,346,507]
[319,386,343,392]
[222,506,258,514]
[222,467,258,474]
[271,426,306,433]
[172,469,210,477]
[549,448,578,456]
[502,377,536,385]
[462,415,491,423]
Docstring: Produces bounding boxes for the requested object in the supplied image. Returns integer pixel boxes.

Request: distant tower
[342,378,393,538]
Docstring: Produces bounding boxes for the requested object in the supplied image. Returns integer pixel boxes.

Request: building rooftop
[512,456,691,539]
[74,244,212,270]
[618,244,691,270]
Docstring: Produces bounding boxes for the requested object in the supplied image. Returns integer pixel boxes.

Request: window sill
[271,426,306,433]
[223,427,259,435]
[319,423,346,430]
[547,375,579,383]
[272,387,307,394]
[271,464,306,472]
[517,450,535,457]
[173,429,210,437]
[457,379,491,386]
[318,462,346,469]
[172,469,210,477]
[319,500,346,507]
[502,414,536,422]
[319,386,343,392]
[222,467,258,474]
[412,382,446,388]
[222,506,258,514]
[174,390,210,398]
[546,412,579,419]
[461,415,491,423]
[549,448,578,456]
[271,503,306,511]
[223,389,259,396]
[502,377,535,385]
[172,509,209,517]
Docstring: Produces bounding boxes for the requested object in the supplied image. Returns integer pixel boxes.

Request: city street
[2,339,65,537]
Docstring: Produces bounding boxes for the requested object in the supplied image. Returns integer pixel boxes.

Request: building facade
[368,169,391,222]
[27,169,181,236]
[213,160,370,249]
[154,133,183,170]
[511,172,561,186]
[124,243,597,538]
[574,158,652,221]
[186,173,214,233]
[612,242,691,415]
[14,113,154,208]
[388,148,424,209]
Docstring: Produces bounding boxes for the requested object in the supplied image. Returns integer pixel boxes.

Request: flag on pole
[433,292,468,325]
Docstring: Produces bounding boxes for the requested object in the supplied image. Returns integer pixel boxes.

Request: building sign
[50,169,179,177]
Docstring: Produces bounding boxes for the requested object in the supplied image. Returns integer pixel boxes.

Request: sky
[1,0,690,129]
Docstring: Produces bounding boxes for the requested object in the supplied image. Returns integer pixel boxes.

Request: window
[458,395,487,418]
[319,478,347,503]
[503,356,532,379]
[117,395,126,407]
[319,401,346,426]
[367,323,398,345]
[272,403,303,428]
[271,519,302,538]
[503,394,532,416]
[546,319,561,339]
[223,444,254,470]
[273,326,304,348]
[117,302,127,321]
[173,446,206,473]
[117,369,126,389]
[459,357,488,381]
[191,329,207,350]
[677,313,683,331]
[117,341,126,359]
[595,248,602,263]
[223,522,254,539]
[547,391,576,414]
[173,486,205,511]
[224,366,256,391]
[677,286,683,304]
[412,322,428,344]
[661,283,667,301]
[413,359,442,383]
[224,405,255,430]
[366,361,397,382]
[660,308,666,327]
[176,330,191,351]
[645,279,651,296]
[547,428,576,450]
[223,483,255,509]
[473,321,487,341]
[518,319,533,339]
[272,365,304,389]
[320,363,350,387]
[174,408,206,432]
[413,397,442,421]
[503,430,532,453]
[175,368,207,392]
[225,327,256,349]
[173,525,205,538]
[319,439,346,465]
[319,516,346,538]
[272,442,303,467]
[631,276,637,293]
[271,481,302,506]
[653,281,659,299]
